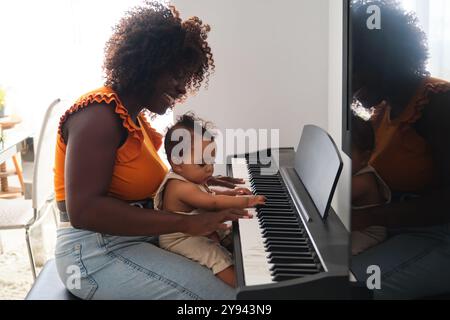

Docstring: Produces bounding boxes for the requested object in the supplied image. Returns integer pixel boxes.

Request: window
[0,0,172,134]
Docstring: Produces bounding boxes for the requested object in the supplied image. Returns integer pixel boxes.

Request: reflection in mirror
[349,0,450,299]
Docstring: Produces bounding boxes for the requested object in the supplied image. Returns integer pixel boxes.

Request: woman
[54,2,249,300]
[350,0,450,299]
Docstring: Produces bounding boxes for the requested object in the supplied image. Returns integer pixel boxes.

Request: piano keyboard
[231,157,323,286]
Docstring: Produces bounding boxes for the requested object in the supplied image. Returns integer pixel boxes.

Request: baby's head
[164,113,216,184]
[351,114,375,175]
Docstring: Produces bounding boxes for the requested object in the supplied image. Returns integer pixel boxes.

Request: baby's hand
[207,232,221,243]
[232,187,253,195]
[247,195,266,207]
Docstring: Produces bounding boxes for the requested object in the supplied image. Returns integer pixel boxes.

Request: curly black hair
[103,1,214,104]
[351,0,429,98]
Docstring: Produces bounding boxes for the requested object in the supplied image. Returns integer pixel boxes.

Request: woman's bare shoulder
[63,103,125,145]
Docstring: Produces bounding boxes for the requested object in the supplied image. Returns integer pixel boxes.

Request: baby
[154,113,265,287]
[351,114,391,255]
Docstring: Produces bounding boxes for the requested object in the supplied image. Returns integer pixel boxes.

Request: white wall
[172,0,330,152]
[328,0,351,230]
[172,0,350,228]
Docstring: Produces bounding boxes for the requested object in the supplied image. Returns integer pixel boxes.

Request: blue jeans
[351,223,450,299]
[55,227,236,300]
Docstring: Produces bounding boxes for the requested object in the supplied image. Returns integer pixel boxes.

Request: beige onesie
[154,171,233,274]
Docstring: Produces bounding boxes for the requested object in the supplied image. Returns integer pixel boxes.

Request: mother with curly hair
[350,0,450,299]
[53,2,248,300]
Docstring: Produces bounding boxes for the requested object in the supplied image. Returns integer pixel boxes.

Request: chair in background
[0,115,26,198]
[0,98,63,279]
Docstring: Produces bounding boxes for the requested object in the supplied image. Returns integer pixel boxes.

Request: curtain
[401,0,450,81]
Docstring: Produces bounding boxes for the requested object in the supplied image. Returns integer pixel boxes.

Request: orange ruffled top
[54,87,168,202]
[369,77,450,193]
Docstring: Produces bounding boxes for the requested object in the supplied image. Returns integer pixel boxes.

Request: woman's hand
[207,175,245,188]
[183,208,251,236]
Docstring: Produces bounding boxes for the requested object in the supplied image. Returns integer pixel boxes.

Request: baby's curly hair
[103,1,214,102]
[351,0,429,87]
[164,112,215,165]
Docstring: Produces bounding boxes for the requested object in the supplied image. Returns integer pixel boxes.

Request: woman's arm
[353,92,450,231]
[352,174,374,203]
[352,189,450,230]
[64,104,249,236]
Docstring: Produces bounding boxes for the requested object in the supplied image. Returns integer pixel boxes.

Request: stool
[25,259,79,300]
[0,155,25,198]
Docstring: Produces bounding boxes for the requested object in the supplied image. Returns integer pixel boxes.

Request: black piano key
[251,184,284,189]
[258,216,297,221]
[263,237,309,243]
[263,236,307,243]
[259,219,298,224]
[261,225,301,230]
[263,231,304,238]
[264,239,308,246]
[258,209,296,215]
[257,193,289,198]
[250,177,281,182]
[261,199,291,204]
[268,256,316,264]
[263,227,303,234]
[264,240,308,247]
[271,268,319,276]
[251,183,283,187]
[252,187,285,192]
[258,211,295,216]
[262,225,302,230]
[262,196,289,201]
[264,243,310,252]
[268,251,315,258]
[269,263,319,270]
[265,244,310,253]
[258,213,297,218]
[258,217,297,222]
[257,213,296,219]
[273,273,305,282]
[260,222,301,229]
[258,207,294,212]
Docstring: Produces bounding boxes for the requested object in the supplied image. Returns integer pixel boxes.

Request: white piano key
[233,157,274,285]
[231,158,250,181]
[246,208,257,219]
[239,218,274,286]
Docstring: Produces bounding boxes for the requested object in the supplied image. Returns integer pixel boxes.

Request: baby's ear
[172,163,183,174]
